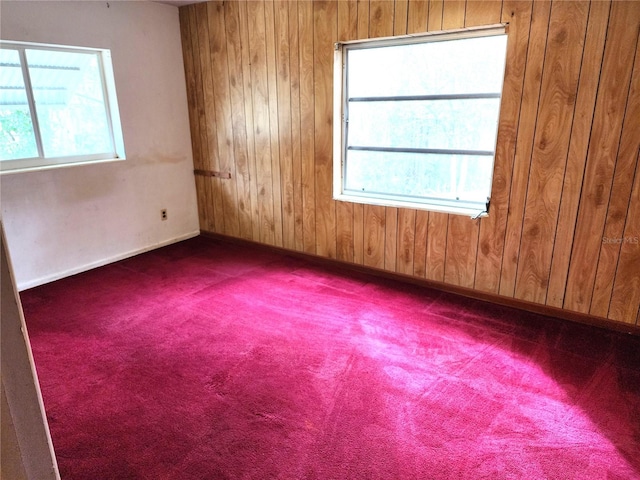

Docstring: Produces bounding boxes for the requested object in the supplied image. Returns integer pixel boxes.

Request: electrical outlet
[161,209,168,221]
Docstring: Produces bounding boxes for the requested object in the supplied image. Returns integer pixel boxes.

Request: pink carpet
[21,236,640,479]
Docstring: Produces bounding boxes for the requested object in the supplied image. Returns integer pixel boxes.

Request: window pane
[348,35,507,98]
[348,98,501,152]
[26,49,112,158]
[0,49,38,161]
[344,150,493,204]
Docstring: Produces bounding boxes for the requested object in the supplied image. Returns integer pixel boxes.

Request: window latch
[471,198,490,220]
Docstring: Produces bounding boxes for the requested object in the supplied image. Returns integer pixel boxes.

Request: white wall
[0,0,200,289]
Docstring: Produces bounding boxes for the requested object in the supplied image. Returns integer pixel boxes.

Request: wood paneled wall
[179,0,640,327]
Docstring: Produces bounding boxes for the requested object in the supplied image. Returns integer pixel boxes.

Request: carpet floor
[20,236,640,479]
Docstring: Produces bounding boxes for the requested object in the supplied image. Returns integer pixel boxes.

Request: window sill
[334,192,488,219]
[0,155,125,175]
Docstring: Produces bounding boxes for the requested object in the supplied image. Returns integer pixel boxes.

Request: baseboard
[18,230,201,291]
[202,231,640,336]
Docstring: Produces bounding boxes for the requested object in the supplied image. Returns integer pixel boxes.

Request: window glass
[348,35,508,98]
[0,48,38,160]
[347,99,502,151]
[26,49,112,158]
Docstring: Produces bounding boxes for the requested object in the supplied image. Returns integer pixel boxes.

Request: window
[333,26,508,217]
[0,41,125,174]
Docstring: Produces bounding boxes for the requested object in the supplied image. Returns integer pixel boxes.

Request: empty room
[1,0,639,478]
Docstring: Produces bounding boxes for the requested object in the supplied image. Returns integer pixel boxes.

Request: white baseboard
[17,230,201,291]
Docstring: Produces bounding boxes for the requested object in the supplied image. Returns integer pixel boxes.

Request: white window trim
[333,24,507,218]
[0,40,126,175]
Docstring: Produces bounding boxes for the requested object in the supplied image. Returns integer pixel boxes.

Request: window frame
[333,24,508,218]
[0,40,126,174]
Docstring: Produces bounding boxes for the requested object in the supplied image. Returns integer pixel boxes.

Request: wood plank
[465,0,502,27]
[189,6,216,232]
[564,0,640,313]
[208,2,240,238]
[364,205,386,269]
[370,0,394,37]
[180,6,206,231]
[394,0,409,35]
[591,60,640,317]
[203,177,217,233]
[196,3,226,234]
[336,0,358,262]
[223,1,254,240]
[426,211,447,281]
[313,0,338,258]
[515,1,589,304]
[444,216,480,288]
[194,175,207,231]
[353,202,365,265]
[237,0,261,242]
[475,0,533,293]
[546,0,610,307]
[288,0,304,251]
[357,0,370,39]
[247,0,276,245]
[608,151,640,323]
[264,0,284,247]
[385,208,398,271]
[442,0,465,30]
[397,209,416,275]
[413,211,428,278]
[428,0,443,31]
[499,0,551,297]
[407,0,429,34]
[299,0,316,253]
[274,0,295,250]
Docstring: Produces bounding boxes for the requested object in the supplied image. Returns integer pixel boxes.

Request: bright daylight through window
[0,41,125,173]
[333,26,508,217]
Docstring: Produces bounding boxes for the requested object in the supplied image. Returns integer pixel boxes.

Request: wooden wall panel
[608,152,640,323]
[546,0,610,307]
[208,2,240,238]
[299,1,316,253]
[237,0,261,242]
[590,36,640,318]
[564,0,640,314]
[181,0,640,327]
[499,0,551,297]
[246,1,276,245]
[515,1,589,304]
[313,1,338,258]
[265,1,285,247]
[287,1,304,252]
[196,4,226,234]
[223,1,254,241]
[274,0,295,250]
